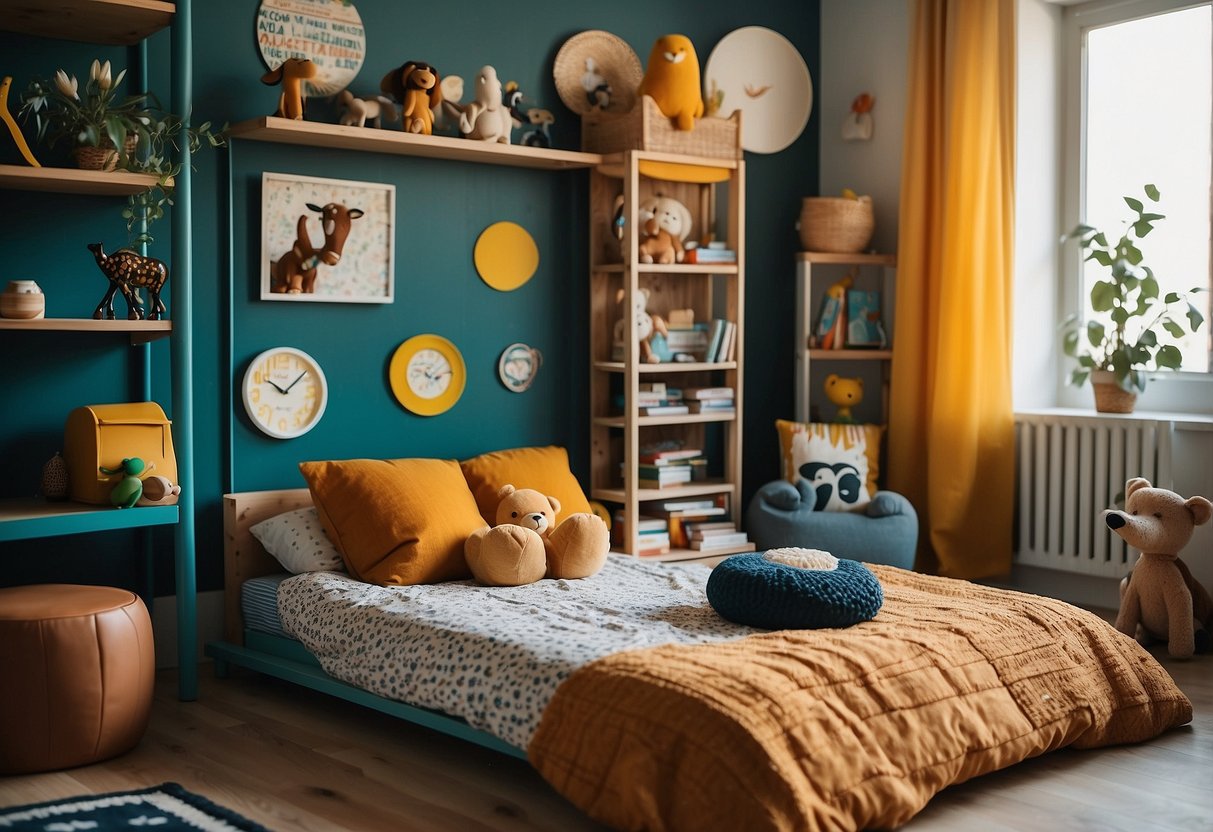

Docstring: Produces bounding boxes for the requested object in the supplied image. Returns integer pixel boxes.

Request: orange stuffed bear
[1104,477,1213,658]
[465,484,609,586]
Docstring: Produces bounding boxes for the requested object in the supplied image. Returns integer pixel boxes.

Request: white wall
[819,0,909,255]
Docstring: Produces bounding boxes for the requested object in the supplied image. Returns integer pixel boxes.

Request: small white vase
[0,280,45,319]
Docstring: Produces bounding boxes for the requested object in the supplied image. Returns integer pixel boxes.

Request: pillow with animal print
[776,420,883,512]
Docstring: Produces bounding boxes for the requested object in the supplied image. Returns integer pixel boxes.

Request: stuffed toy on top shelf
[261,57,316,120]
[1104,477,1213,659]
[637,34,704,131]
[379,61,442,135]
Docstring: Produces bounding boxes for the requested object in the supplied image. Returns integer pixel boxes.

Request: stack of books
[627,445,705,489]
[647,496,732,548]
[685,520,751,551]
[662,325,709,361]
[683,241,737,265]
[615,383,689,416]
[613,512,670,555]
[704,319,738,363]
[682,386,736,415]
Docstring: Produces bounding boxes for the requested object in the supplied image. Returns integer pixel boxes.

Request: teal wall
[0,0,820,595]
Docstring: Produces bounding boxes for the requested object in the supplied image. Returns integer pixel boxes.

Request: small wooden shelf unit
[0,317,172,344]
[590,150,753,562]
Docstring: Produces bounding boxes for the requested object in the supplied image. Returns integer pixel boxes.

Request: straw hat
[553,30,643,116]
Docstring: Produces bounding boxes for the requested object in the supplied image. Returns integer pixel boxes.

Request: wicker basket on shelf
[798,196,874,253]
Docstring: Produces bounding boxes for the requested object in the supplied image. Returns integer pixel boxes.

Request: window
[1064,0,1212,402]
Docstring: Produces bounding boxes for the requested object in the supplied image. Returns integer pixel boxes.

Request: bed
[206,488,1193,831]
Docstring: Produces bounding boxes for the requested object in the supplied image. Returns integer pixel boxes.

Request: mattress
[240,573,294,638]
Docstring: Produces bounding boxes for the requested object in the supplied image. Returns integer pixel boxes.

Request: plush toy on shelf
[455,65,512,144]
[260,57,316,120]
[637,194,693,264]
[337,90,398,128]
[380,61,442,135]
[614,287,668,364]
[637,34,704,131]
[1104,477,1213,658]
[824,374,863,424]
[465,485,609,586]
[98,457,155,509]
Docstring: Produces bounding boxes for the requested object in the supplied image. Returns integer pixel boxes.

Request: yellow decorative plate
[389,334,466,416]
[474,222,539,291]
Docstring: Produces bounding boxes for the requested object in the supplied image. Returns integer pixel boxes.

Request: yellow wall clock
[242,346,328,438]
[389,334,466,416]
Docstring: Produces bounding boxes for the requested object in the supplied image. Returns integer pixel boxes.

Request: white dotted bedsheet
[276,554,756,750]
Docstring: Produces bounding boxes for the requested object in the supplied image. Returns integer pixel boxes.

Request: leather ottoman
[0,584,154,774]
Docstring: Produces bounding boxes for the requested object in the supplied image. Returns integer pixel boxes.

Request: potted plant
[20,59,150,171]
[20,58,224,245]
[1061,184,1206,413]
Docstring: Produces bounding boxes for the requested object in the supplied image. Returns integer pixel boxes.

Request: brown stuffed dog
[261,57,317,120]
[380,61,442,135]
[1104,477,1213,658]
[465,485,609,586]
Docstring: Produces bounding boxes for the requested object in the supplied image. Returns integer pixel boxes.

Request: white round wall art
[256,0,367,96]
[704,26,813,154]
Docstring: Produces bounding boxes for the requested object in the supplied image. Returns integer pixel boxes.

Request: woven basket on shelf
[72,136,138,172]
[798,196,874,253]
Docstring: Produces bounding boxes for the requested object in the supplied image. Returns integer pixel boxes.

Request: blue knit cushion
[707,549,884,629]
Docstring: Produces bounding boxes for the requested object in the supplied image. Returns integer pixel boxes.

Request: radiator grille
[1014,412,1172,577]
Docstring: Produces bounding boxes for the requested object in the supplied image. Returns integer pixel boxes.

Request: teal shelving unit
[0,0,197,701]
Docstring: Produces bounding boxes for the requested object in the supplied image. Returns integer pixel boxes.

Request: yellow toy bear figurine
[824,374,863,423]
[638,34,703,131]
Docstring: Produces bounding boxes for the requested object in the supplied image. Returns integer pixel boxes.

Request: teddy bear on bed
[1104,477,1213,659]
[465,484,609,586]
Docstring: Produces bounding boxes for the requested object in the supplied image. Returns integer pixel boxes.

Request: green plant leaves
[1155,344,1183,369]
[1144,183,1160,201]
[1124,196,1144,212]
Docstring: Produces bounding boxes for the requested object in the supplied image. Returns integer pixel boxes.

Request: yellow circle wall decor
[474,222,539,291]
[389,334,466,416]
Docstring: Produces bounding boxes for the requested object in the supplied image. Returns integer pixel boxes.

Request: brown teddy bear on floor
[465,485,609,586]
[1104,477,1213,659]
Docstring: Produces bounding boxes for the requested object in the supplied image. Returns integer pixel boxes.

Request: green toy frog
[98,457,155,509]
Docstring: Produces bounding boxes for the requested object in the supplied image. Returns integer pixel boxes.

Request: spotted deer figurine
[88,242,168,320]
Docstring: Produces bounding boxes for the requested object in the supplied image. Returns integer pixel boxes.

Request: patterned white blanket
[277,555,755,750]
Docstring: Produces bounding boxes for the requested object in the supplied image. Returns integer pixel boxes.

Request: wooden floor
[1,650,1210,831]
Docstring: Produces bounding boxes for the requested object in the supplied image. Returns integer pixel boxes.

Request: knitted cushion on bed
[706,549,883,629]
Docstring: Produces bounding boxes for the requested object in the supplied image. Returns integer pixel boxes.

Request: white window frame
[1060,0,1213,414]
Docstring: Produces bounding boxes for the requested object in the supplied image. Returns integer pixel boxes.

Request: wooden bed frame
[203,488,526,760]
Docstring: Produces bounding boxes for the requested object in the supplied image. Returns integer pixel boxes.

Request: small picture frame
[260,172,395,303]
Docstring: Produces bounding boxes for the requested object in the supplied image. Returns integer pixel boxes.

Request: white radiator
[1014,411,1173,577]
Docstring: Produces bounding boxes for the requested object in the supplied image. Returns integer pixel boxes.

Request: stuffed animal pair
[613,287,667,364]
[465,485,609,586]
[1104,477,1213,659]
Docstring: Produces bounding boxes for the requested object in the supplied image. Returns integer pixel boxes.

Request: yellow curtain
[888,0,1016,579]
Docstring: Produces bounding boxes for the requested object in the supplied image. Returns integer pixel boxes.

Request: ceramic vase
[0,280,45,319]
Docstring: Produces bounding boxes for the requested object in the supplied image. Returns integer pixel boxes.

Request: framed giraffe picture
[260,172,395,303]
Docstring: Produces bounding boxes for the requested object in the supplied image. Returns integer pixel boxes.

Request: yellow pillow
[299,458,485,586]
[776,420,883,511]
[460,445,592,527]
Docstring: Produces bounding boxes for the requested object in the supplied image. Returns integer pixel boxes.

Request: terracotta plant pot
[1091,370,1137,414]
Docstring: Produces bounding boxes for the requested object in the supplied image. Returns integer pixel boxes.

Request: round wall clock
[242,346,328,439]
[498,343,542,392]
[389,334,466,416]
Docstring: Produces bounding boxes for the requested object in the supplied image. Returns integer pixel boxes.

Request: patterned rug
[0,783,270,831]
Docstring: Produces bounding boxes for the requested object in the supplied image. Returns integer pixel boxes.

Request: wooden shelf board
[806,349,892,361]
[597,150,740,179]
[0,498,178,542]
[594,361,737,373]
[227,117,604,170]
[0,317,172,344]
[592,480,737,504]
[0,164,163,195]
[594,411,736,428]
[624,543,756,562]
[797,251,896,266]
[0,0,174,45]
[593,262,739,275]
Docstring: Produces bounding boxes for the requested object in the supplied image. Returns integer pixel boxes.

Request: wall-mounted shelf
[0,499,178,543]
[227,117,604,171]
[0,164,164,195]
[0,0,174,45]
[0,318,172,344]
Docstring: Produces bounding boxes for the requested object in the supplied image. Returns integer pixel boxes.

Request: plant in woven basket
[1061,184,1205,395]
[19,59,152,169]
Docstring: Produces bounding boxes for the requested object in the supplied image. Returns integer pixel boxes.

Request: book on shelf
[688,531,750,550]
[687,400,735,415]
[639,447,703,464]
[683,245,737,265]
[682,386,734,400]
[634,464,693,483]
[684,520,737,534]
[846,289,886,348]
[705,319,727,363]
[720,320,737,361]
[639,404,690,416]
[689,526,742,540]
[654,498,722,512]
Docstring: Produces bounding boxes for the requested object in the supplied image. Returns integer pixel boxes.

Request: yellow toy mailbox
[64,403,178,505]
